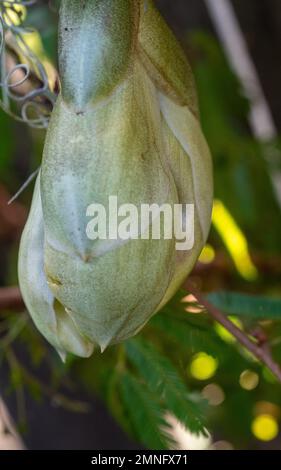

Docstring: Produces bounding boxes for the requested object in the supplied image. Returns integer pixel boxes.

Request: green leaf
[125,339,208,436]
[119,372,174,450]
[151,311,228,360]
[207,291,281,320]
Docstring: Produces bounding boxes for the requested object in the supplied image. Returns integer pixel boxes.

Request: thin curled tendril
[0,0,57,128]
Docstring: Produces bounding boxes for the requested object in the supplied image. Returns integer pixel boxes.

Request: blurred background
[0,0,281,450]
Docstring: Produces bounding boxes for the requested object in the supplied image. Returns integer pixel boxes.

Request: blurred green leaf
[208,291,281,320]
[151,312,228,360]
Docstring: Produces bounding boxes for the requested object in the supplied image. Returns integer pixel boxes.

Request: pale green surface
[18,0,213,357]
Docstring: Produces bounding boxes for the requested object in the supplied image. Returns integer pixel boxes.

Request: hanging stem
[185,279,281,383]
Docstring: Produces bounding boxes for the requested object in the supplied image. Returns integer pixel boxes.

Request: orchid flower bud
[18,0,213,358]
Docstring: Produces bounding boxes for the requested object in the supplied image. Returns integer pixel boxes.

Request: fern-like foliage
[125,339,208,436]
[150,310,229,360]
[119,372,175,450]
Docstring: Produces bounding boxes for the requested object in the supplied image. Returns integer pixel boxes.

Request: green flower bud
[18,0,213,358]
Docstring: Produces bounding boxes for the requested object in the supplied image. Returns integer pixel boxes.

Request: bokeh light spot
[190,353,218,381]
[199,244,216,264]
[212,199,258,281]
[239,370,259,391]
[254,401,281,419]
[202,383,225,406]
[215,316,243,343]
[251,414,279,442]
[210,440,234,450]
